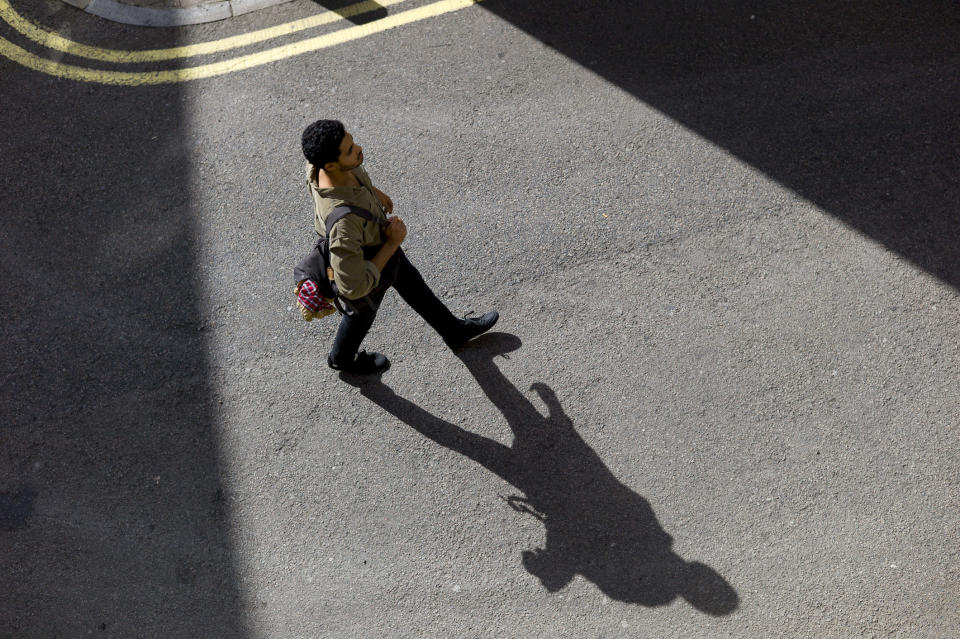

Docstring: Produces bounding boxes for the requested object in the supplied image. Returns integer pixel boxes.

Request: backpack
[293,205,383,320]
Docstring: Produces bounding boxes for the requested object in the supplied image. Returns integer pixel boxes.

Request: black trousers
[328,248,460,365]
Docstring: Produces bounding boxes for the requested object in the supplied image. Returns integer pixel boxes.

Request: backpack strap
[323,204,383,237]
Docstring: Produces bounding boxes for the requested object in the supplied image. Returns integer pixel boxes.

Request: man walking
[301,119,498,374]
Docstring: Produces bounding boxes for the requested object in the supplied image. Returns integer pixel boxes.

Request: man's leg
[390,250,460,339]
[391,250,498,348]
[327,287,390,372]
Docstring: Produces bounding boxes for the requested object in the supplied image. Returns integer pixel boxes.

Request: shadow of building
[477,0,960,289]
[311,0,389,25]
[0,3,248,636]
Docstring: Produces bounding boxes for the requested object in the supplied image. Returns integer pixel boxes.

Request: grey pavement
[61,0,294,27]
[2,0,959,637]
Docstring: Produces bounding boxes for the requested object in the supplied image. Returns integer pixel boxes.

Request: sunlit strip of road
[0,0,480,85]
[0,0,409,62]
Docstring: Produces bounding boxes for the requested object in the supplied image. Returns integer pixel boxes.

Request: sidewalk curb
[61,0,296,27]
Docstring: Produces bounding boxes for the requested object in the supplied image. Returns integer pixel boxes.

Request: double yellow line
[0,0,480,85]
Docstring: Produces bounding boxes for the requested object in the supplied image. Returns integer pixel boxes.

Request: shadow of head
[681,560,739,616]
[522,539,738,614]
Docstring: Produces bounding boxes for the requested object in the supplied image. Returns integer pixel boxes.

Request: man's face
[332,131,363,171]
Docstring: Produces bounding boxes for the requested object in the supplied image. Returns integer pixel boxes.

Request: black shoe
[327,350,390,374]
[444,311,499,349]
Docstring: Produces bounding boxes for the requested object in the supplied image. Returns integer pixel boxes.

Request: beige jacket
[306,163,388,300]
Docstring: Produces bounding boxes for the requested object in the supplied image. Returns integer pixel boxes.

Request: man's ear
[322,160,339,173]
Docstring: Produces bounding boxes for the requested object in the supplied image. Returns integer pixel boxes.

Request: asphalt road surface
[2,1,958,637]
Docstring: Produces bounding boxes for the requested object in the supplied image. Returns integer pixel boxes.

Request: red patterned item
[297,279,323,312]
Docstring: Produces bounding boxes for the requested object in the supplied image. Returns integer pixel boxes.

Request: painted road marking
[0,0,481,84]
[0,0,410,63]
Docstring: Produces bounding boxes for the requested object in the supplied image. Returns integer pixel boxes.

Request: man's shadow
[342,333,739,615]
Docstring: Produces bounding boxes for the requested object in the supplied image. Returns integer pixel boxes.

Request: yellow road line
[0,0,480,85]
[0,0,409,62]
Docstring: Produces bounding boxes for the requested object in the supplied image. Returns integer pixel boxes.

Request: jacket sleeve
[328,215,381,300]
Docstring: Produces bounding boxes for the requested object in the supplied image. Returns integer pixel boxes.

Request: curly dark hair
[301,119,345,168]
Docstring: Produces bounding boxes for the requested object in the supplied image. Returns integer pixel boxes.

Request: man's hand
[371,216,406,274]
[374,187,394,215]
[383,216,407,246]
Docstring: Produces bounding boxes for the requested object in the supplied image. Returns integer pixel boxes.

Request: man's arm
[328,217,381,300]
[372,186,394,215]
[369,217,406,273]
[328,215,407,299]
